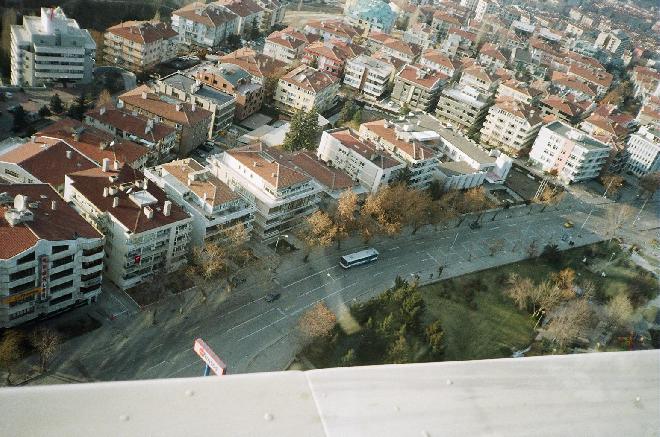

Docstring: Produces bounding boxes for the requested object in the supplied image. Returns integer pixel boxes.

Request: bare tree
[362,185,408,236]
[96,89,113,108]
[459,187,491,213]
[551,268,576,292]
[535,186,565,212]
[31,328,62,373]
[300,210,337,261]
[639,172,660,199]
[600,174,624,197]
[405,189,434,234]
[488,239,505,256]
[334,189,360,248]
[545,298,592,349]
[606,204,634,235]
[0,330,23,385]
[298,303,337,342]
[526,240,538,258]
[604,294,634,332]
[505,273,534,310]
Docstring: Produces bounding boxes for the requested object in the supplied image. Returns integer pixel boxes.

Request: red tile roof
[219,48,288,80]
[398,64,448,89]
[67,165,190,234]
[568,63,613,89]
[328,129,401,169]
[36,118,149,167]
[119,85,212,126]
[161,158,239,207]
[84,106,176,144]
[280,65,339,93]
[106,20,178,44]
[0,184,101,259]
[287,151,354,191]
[0,140,97,187]
[227,143,310,189]
[173,2,238,27]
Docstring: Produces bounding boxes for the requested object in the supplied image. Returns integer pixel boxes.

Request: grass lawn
[301,241,656,367]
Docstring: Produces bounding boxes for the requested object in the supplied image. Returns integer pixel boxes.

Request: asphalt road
[37,187,660,384]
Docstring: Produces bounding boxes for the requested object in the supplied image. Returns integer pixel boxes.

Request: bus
[339,248,379,269]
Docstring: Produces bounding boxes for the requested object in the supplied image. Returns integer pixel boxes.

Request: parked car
[563,221,574,228]
[265,292,280,303]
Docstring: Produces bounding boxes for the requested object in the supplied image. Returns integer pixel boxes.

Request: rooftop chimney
[175,104,182,112]
[113,160,120,171]
[112,197,119,208]
[66,150,72,159]
[144,206,154,219]
[163,200,172,217]
[141,92,148,99]
[100,107,106,116]
[102,158,110,172]
[103,187,109,197]
[143,179,148,190]
[51,200,57,210]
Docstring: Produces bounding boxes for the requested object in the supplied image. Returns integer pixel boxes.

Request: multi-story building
[317,128,405,193]
[208,144,321,240]
[478,43,508,70]
[155,72,236,134]
[430,12,461,41]
[193,63,264,121]
[263,27,316,64]
[631,66,660,101]
[624,126,660,177]
[0,139,97,192]
[215,0,264,36]
[420,49,459,78]
[402,23,436,50]
[343,54,395,100]
[458,66,498,94]
[171,2,239,48]
[104,21,179,72]
[344,0,396,33]
[538,95,585,125]
[253,0,286,32]
[529,121,611,184]
[391,64,448,112]
[379,38,422,64]
[118,85,213,156]
[594,29,630,59]
[474,0,499,21]
[84,106,178,163]
[435,85,492,135]
[64,162,192,290]
[35,118,150,169]
[274,65,340,114]
[10,7,96,86]
[303,19,361,44]
[218,47,288,86]
[359,119,439,189]
[566,64,613,97]
[480,98,543,156]
[302,41,363,78]
[0,185,104,328]
[496,80,544,105]
[440,29,477,58]
[145,158,255,246]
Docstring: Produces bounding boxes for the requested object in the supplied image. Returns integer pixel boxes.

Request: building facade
[625,126,660,177]
[391,64,448,112]
[171,2,239,48]
[435,85,492,135]
[104,21,179,72]
[11,7,96,86]
[274,65,340,114]
[343,55,394,100]
[0,185,104,328]
[480,99,542,156]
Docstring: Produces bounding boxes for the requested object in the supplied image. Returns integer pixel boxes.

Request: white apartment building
[145,158,255,246]
[458,66,498,94]
[391,64,448,112]
[171,2,239,48]
[274,65,340,114]
[343,54,394,100]
[64,161,192,290]
[317,128,405,193]
[104,21,179,73]
[420,49,458,78]
[624,126,660,177]
[474,0,499,21]
[11,7,96,86]
[359,119,439,190]
[594,29,630,58]
[496,80,543,105]
[529,121,611,184]
[0,185,104,328]
[480,98,543,156]
[208,144,321,240]
[435,85,492,135]
[263,28,312,64]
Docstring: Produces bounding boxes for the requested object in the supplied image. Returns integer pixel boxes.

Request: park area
[298,240,659,369]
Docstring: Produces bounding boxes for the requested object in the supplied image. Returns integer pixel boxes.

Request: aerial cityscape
[0,0,658,434]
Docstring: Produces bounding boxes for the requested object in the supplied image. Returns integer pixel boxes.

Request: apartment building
[84,106,178,163]
[10,7,95,86]
[538,95,586,125]
[496,80,544,105]
[474,0,499,21]
[343,55,394,100]
[420,49,459,78]
[478,44,508,70]
[594,29,630,58]
[155,72,236,134]
[207,144,321,240]
[566,64,613,97]
[171,2,239,48]
[529,121,611,184]
[35,118,150,169]
[343,0,396,33]
[64,163,192,290]
[379,38,422,64]
[458,66,499,94]
[193,63,264,121]
[480,98,543,156]
[118,86,213,156]
[104,21,179,72]
[218,47,288,86]
[435,85,492,135]
[430,12,461,40]
[359,119,439,189]
[631,66,660,101]
[624,126,660,177]
[302,41,363,78]
[551,71,597,102]
[0,139,97,192]
[391,64,448,112]
[254,0,286,31]
[440,29,477,58]
[274,65,340,114]
[0,185,104,328]
[303,19,361,44]
[317,128,405,193]
[263,27,315,64]
[402,23,436,50]
[145,158,255,246]
[215,0,264,36]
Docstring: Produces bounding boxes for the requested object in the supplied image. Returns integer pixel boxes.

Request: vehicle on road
[339,248,379,269]
[469,221,482,230]
[264,292,280,302]
[564,221,574,228]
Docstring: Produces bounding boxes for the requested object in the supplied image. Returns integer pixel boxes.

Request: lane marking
[144,360,168,373]
[290,282,358,316]
[238,316,288,342]
[225,309,274,333]
[396,263,408,268]
[283,266,339,288]
[373,271,384,277]
[388,246,400,251]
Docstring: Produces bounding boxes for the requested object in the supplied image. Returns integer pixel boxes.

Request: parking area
[505,164,543,201]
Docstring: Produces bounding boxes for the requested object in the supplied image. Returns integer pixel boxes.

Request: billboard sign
[193,338,226,376]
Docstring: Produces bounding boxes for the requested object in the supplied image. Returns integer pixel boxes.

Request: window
[52,255,74,268]
[50,292,73,305]
[50,268,74,281]
[9,267,35,282]
[52,244,69,254]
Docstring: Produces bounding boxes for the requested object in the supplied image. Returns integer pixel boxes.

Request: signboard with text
[193,338,226,376]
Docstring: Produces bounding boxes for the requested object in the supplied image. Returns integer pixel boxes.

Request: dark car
[264,292,281,302]
[469,221,482,230]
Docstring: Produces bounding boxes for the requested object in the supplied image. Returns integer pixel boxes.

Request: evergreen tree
[11,106,27,132]
[49,93,64,114]
[67,94,86,120]
[282,107,320,151]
